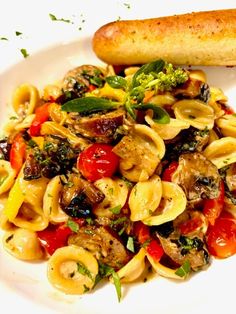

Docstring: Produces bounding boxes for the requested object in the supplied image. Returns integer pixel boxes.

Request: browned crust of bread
[92,9,236,66]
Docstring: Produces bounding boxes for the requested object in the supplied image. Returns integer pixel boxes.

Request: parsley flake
[20,48,29,58]
[67,218,79,233]
[49,13,71,23]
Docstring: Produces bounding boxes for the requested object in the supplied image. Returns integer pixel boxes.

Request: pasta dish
[0,59,236,300]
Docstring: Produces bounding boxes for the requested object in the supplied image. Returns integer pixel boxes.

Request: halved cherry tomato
[37,219,85,255]
[206,217,236,258]
[162,161,179,182]
[29,102,51,136]
[178,215,205,235]
[203,180,225,225]
[77,143,119,182]
[133,221,164,262]
[10,133,26,174]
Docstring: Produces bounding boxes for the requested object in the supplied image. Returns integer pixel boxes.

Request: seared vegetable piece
[172,152,221,201]
[0,139,11,161]
[165,127,209,160]
[158,234,210,271]
[60,173,104,218]
[62,65,105,100]
[69,109,125,143]
[23,135,78,180]
[68,225,131,270]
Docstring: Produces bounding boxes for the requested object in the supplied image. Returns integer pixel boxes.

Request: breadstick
[92,9,236,66]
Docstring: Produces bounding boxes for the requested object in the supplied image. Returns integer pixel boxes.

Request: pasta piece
[145,115,189,140]
[143,181,187,226]
[113,124,165,182]
[93,177,128,218]
[208,129,219,144]
[216,114,236,137]
[40,121,89,149]
[210,87,228,103]
[173,99,215,130]
[98,82,126,102]
[0,160,16,195]
[12,84,40,117]
[203,137,236,168]
[115,248,146,283]
[47,245,98,294]
[147,94,176,106]
[189,70,206,82]
[3,228,44,260]
[42,84,62,101]
[129,175,162,221]
[14,114,36,131]
[146,254,184,280]
[43,176,68,223]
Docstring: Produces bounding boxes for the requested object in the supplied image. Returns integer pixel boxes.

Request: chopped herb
[67,218,79,233]
[109,204,122,215]
[0,37,8,41]
[175,260,191,278]
[106,76,127,89]
[110,216,127,226]
[96,263,122,302]
[9,116,18,120]
[123,3,131,9]
[0,176,7,186]
[188,114,196,119]
[47,193,53,198]
[85,217,94,225]
[108,188,114,195]
[83,285,90,293]
[20,48,29,58]
[49,13,71,23]
[126,236,135,252]
[15,31,22,36]
[27,139,37,148]
[77,262,94,281]
[141,239,151,248]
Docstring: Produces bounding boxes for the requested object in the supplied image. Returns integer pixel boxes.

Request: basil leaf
[77,262,94,281]
[133,103,170,124]
[125,98,136,120]
[111,270,122,302]
[61,97,119,113]
[175,260,191,278]
[67,218,79,233]
[109,204,122,215]
[132,59,165,88]
[106,76,127,89]
[126,236,135,253]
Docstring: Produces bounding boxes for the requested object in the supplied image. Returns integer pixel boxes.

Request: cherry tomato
[162,161,179,182]
[10,133,26,174]
[78,143,119,182]
[133,221,164,262]
[37,224,73,255]
[178,215,205,235]
[206,217,236,258]
[203,180,225,225]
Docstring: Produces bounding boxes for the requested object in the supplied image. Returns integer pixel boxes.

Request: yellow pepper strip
[4,177,25,221]
[32,136,44,150]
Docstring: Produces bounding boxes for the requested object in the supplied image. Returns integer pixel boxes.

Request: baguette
[92,9,236,66]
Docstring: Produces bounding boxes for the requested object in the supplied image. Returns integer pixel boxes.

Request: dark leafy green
[106,76,127,89]
[133,103,170,124]
[61,96,119,113]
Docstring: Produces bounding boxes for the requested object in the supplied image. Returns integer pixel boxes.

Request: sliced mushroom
[68,225,131,270]
[172,152,221,201]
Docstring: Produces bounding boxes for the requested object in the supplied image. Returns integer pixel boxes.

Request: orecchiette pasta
[47,245,98,294]
[143,181,187,226]
[3,228,44,260]
[12,84,40,117]
[115,248,146,283]
[93,177,128,218]
[173,99,215,130]
[129,175,162,221]
[203,137,236,168]
[216,114,236,137]
[43,176,68,223]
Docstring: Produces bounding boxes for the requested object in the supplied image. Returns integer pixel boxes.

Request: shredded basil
[49,13,71,23]
[67,218,79,233]
[109,204,122,215]
[126,236,135,252]
[77,262,94,281]
[175,260,191,278]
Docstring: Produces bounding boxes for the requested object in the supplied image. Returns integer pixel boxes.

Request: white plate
[1,1,236,314]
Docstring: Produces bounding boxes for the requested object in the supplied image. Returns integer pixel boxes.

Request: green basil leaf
[111,270,122,302]
[175,260,191,278]
[126,236,135,253]
[106,76,127,89]
[77,262,94,281]
[61,97,119,113]
[133,102,170,124]
[109,204,122,215]
[67,218,79,233]
[132,59,165,88]
[125,98,136,120]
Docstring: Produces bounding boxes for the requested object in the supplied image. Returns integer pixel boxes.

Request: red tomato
[10,133,26,174]
[37,224,73,255]
[203,180,225,225]
[29,102,51,136]
[162,161,179,182]
[206,218,236,258]
[133,221,164,262]
[77,143,119,182]
[178,215,205,235]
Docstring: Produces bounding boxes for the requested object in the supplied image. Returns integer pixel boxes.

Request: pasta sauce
[0,60,236,300]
